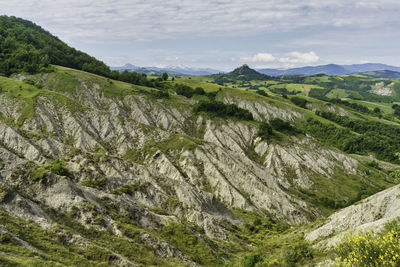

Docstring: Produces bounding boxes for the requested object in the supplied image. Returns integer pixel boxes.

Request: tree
[194,87,205,95]
[162,72,168,81]
[258,122,273,140]
[373,107,381,113]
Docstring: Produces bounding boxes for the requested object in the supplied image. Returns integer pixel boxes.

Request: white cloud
[280,51,319,63]
[240,51,319,65]
[240,53,275,62]
[2,0,400,68]
[1,0,400,43]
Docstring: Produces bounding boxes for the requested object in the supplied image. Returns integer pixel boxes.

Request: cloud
[279,51,319,63]
[240,51,319,65]
[2,0,400,44]
[2,0,400,69]
[240,53,275,62]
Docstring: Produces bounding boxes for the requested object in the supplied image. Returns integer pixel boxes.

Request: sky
[1,0,400,71]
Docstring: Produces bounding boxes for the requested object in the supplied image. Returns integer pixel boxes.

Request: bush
[175,84,195,98]
[242,253,263,267]
[258,122,273,140]
[47,159,69,176]
[285,243,313,266]
[290,96,308,108]
[335,225,400,266]
[23,78,35,85]
[194,87,206,95]
[389,168,400,182]
[256,90,268,97]
[270,118,295,133]
[366,160,381,169]
[81,178,107,190]
[29,159,70,183]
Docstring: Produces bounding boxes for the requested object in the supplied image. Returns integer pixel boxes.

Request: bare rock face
[306,185,400,247]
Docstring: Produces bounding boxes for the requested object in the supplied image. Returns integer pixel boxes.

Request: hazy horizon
[2,1,400,71]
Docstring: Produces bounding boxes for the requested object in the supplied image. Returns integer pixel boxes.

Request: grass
[175,76,223,92]
[290,167,392,216]
[345,98,400,115]
[157,134,204,153]
[268,83,324,96]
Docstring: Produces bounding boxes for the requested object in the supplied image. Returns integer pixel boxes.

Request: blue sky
[1,0,400,71]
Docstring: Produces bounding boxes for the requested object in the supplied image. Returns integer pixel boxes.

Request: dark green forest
[0,16,110,76]
[0,16,166,89]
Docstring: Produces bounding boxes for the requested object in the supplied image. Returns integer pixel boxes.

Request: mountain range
[111,63,221,76]
[112,62,400,78]
[257,63,400,76]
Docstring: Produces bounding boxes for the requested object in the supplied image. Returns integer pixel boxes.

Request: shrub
[290,96,308,108]
[258,122,273,140]
[81,178,107,190]
[23,78,35,85]
[194,87,206,95]
[256,90,268,97]
[242,253,263,267]
[389,168,400,182]
[175,84,195,98]
[29,159,70,182]
[366,160,381,170]
[270,118,295,133]
[335,226,400,266]
[285,242,313,266]
[47,159,69,176]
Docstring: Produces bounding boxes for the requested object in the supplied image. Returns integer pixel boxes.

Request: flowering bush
[335,226,400,266]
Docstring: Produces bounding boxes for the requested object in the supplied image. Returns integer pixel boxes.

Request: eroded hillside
[0,66,397,265]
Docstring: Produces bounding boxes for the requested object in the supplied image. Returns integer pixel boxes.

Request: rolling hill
[360,70,400,80]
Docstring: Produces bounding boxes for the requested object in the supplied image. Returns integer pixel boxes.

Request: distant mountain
[360,70,400,80]
[152,65,222,76]
[222,64,269,80]
[110,63,222,76]
[257,63,400,76]
[110,63,139,71]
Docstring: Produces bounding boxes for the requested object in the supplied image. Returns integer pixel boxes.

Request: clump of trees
[270,118,297,133]
[392,104,400,118]
[193,101,254,121]
[175,84,196,98]
[311,111,400,162]
[174,84,210,98]
[270,87,301,95]
[290,97,308,108]
[256,90,268,97]
[258,122,273,140]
